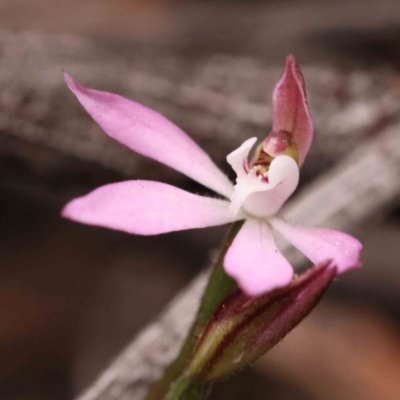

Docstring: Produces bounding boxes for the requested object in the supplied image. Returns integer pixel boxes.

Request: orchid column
[62,55,362,400]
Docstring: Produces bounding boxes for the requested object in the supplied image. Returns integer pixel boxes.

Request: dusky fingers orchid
[62,55,362,297]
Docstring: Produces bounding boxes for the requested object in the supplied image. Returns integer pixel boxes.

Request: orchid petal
[224,219,293,296]
[270,218,362,273]
[243,155,299,217]
[226,137,257,179]
[272,55,313,166]
[62,180,240,235]
[228,154,299,218]
[64,74,234,198]
[229,172,266,216]
[226,138,264,216]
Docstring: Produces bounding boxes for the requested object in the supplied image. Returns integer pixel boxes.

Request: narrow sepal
[188,261,336,381]
[272,55,313,166]
[64,73,233,198]
[62,180,239,235]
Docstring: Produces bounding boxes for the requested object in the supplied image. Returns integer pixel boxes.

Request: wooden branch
[1,31,400,186]
[75,122,400,400]
[75,271,210,400]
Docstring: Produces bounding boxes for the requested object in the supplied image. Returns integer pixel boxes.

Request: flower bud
[187,261,336,381]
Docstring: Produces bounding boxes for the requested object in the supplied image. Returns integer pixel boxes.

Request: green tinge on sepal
[251,131,300,171]
[187,262,336,381]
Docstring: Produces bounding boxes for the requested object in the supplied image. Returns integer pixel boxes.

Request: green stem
[164,377,211,400]
[145,221,243,400]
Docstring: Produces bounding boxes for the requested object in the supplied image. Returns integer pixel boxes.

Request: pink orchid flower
[62,55,362,297]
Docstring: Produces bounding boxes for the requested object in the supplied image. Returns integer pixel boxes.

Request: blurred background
[1,0,400,399]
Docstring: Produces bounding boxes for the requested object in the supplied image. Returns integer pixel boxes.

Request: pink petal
[64,73,233,198]
[270,218,362,273]
[224,219,293,296]
[272,55,313,166]
[226,137,299,217]
[226,137,257,179]
[241,155,299,217]
[62,181,238,235]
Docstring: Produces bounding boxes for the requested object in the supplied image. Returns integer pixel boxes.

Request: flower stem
[145,221,244,400]
[164,377,210,400]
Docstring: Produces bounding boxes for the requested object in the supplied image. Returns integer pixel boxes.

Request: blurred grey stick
[75,122,400,400]
[2,32,400,189]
